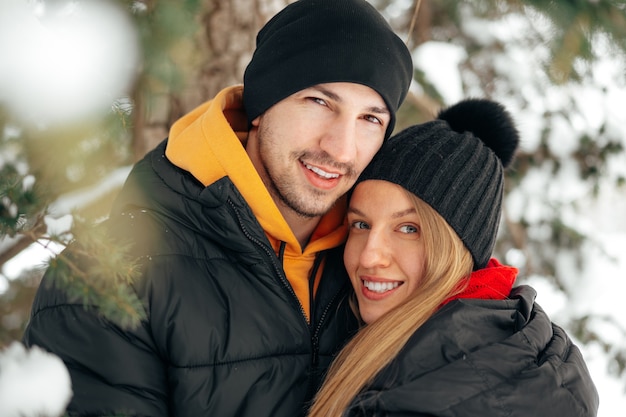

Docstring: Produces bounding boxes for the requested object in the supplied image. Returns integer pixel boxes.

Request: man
[23,0,413,416]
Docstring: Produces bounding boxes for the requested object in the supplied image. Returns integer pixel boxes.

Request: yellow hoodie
[165,85,348,322]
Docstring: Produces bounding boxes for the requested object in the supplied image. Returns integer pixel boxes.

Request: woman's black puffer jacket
[346,285,599,417]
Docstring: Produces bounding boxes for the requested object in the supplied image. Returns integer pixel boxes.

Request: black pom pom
[437,98,520,168]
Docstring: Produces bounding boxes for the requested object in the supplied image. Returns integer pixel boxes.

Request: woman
[307,99,599,417]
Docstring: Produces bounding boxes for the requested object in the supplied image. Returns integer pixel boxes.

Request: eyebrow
[312,85,390,116]
[348,206,417,219]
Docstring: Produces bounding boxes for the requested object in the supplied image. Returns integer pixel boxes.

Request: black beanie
[243,0,413,139]
[354,99,520,269]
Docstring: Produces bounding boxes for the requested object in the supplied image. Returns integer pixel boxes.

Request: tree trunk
[132,0,290,160]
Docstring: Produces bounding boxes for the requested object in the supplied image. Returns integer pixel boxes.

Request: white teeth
[304,163,339,179]
[363,280,400,293]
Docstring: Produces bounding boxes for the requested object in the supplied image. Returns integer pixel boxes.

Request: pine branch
[42,218,147,330]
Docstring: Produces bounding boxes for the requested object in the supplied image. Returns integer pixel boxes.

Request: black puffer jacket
[24,140,359,416]
[346,285,599,417]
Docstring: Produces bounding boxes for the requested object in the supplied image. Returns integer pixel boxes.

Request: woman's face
[344,180,427,324]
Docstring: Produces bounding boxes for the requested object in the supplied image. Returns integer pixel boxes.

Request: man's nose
[319,117,358,165]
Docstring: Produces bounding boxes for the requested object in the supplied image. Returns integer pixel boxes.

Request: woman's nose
[359,231,391,269]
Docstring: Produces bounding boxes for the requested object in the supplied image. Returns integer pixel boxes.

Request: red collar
[441,258,518,306]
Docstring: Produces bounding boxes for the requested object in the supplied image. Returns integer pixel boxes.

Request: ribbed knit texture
[243,0,413,139]
[355,119,506,269]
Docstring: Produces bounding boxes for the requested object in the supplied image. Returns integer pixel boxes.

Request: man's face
[247,82,389,219]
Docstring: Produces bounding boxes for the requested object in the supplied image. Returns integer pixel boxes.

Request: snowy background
[1,0,625,415]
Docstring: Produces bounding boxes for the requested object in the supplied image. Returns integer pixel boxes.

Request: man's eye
[399,225,419,234]
[309,97,328,106]
[364,115,382,125]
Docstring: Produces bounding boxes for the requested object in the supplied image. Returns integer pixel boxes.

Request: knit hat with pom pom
[354,98,520,269]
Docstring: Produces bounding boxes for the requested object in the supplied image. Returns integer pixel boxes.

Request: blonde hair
[307,192,474,417]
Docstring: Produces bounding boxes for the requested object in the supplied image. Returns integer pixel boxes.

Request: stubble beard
[258,143,356,220]
[265,153,339,219]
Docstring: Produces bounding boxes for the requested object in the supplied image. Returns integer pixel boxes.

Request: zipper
[308,254,324,367]
[227,199,309,328]
[307,255,347,401]
[277,241,286,263]
[308,254,324,330]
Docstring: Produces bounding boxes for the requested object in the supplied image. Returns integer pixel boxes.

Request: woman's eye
[399,224,419,234]
[351,220,369,230]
